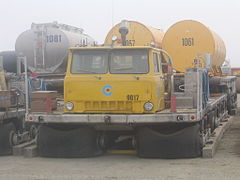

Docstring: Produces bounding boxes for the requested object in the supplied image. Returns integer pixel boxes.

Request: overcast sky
[0,0,239,66]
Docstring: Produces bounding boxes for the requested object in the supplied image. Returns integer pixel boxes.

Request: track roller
[0,123,15,155]
[136,123,202,158]
[208,111,217,133]
[38,125,103,158]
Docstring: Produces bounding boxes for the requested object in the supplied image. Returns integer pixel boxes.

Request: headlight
[66,102,74,111]
[144,102,154,111]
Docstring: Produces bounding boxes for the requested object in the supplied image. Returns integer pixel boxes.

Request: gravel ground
[0,115,239,180]
[0,97,239,180]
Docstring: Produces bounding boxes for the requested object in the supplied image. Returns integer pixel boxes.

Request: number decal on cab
[127,95,139,101]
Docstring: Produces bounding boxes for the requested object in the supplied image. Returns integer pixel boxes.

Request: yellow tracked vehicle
[26,20,236,158]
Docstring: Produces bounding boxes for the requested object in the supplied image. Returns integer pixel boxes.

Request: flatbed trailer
[0,108,25,155]
[27,94,227,125]
[0,108,25,122]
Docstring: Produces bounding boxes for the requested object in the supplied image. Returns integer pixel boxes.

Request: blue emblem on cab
[102,85,112,96]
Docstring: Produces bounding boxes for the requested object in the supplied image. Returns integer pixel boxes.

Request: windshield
[71,50,108,74]
[71,49,149,74]
[110,49,148,74]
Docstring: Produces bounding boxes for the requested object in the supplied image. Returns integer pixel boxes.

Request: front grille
[84,101,133,112]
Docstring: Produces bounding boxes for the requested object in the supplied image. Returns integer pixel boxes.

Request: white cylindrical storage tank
[15,22,95,74]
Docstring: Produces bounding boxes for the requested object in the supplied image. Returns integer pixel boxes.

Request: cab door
[152,51,165,110]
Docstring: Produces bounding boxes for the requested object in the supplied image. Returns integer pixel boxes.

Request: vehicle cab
[64,46,170,114]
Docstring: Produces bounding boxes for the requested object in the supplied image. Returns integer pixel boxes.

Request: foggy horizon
[1,0,239,66]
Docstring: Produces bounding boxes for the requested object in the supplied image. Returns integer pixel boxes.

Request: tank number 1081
[182,38,194,46]
[47,35,62,43]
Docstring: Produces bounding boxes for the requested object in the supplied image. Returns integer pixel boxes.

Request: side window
[153,53,159,73]
[158,54,162,73]
[159,52,168,73]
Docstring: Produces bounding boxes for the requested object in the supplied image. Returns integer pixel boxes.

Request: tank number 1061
[182,38,194,46]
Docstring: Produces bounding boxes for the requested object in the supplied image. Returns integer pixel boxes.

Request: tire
[229,109,236,116]
[136,123,201,158]
[38,125,103,158]
[0,123,15,155]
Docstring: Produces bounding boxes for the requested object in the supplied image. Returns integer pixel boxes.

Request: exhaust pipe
[119,20,129,46]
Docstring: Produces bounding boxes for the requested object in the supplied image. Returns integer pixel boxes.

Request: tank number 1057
[182,38,194,46]
[126,40,135,46]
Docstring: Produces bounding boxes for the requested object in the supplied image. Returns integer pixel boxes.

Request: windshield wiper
[76,68,98,74]
[112,67,133,70]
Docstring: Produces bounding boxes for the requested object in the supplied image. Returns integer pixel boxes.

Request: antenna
[111,0,114,27]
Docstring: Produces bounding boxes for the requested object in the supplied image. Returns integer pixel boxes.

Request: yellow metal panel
[104,21,164,48]
[162,20,226,72]
[69,46,153,50]
[65,75,152,113]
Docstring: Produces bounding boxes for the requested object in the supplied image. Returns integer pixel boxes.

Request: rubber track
[38,125,103,158]
[137,123,202,158]
[0,123,15,155]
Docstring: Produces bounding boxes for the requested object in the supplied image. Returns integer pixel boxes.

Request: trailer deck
[0,108,25,123]
[26,94,227,125]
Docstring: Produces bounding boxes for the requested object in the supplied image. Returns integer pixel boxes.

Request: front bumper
[26,112,199,125]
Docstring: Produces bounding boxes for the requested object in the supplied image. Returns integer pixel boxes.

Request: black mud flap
[38,125,103,158]
[137,123,201,158]
[0,123,15,155]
